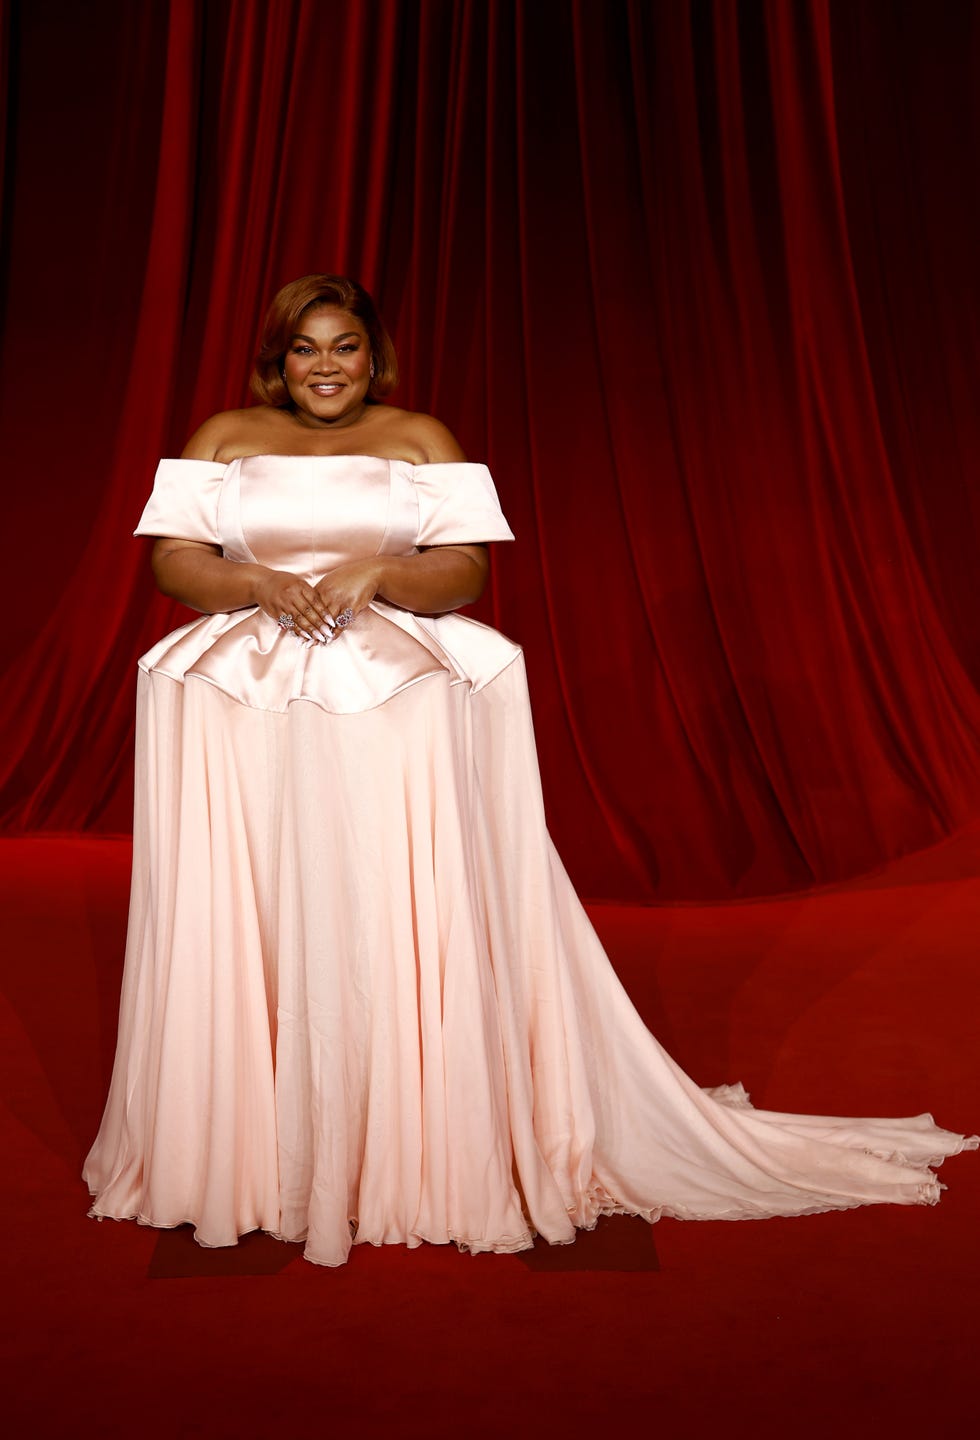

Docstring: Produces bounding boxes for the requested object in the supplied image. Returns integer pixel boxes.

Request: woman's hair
[250,274,399,406]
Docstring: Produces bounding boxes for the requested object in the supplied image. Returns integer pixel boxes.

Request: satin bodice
[219,456,443,579]
[133,454,520,715]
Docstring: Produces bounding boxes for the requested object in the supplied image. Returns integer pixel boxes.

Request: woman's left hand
[312,558,386,631]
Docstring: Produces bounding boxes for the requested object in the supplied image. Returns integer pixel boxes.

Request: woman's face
[282,305,372,426]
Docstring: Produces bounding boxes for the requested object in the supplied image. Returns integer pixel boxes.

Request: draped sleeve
[412,462,516,546]
[134,459,228,543]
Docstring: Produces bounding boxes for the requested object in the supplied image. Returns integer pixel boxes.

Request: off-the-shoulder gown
[83,455,975,1266]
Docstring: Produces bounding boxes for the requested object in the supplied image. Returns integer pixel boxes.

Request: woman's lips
[310,383,343,396]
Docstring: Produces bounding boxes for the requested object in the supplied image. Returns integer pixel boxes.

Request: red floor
[2,831,978,1437]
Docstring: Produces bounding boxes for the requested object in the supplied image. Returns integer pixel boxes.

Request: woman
[85,275,975,1267]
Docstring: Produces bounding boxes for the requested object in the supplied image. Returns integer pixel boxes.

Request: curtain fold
[1,0,977,901]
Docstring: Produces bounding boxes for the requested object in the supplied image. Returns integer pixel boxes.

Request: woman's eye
[336,344,358,353]
[292,345,314,355]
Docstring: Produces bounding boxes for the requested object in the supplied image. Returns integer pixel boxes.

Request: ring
[336,608,354,629]
[277,613,296,630]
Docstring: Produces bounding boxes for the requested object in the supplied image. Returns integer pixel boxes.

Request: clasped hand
[254,558,384,644]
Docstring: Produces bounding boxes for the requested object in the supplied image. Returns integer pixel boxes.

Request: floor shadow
[147,1225,302,1278]
[517,1214,660,1272]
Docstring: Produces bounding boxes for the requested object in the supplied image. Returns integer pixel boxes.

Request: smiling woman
[83,274,976,1269]
[283,312,373,422]
[153,277,482,633]
[252,274,400,411]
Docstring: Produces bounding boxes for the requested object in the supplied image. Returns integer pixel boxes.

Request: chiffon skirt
[84,651,976,1266]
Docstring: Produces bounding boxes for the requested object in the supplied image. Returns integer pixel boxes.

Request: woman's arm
[148,417,336,635]
[151,539,337,634]
[379,545,489,610]
[153,534,489,622]
[313,544,488,621]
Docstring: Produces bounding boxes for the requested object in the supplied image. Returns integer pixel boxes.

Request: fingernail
[312,629,328,643]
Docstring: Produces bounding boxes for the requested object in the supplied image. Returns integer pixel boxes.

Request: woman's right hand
[151,542,336,640]
[253,569,337,644]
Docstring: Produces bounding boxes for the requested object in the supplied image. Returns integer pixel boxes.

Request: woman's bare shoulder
[181,407,277,461]
[379,408,467,463]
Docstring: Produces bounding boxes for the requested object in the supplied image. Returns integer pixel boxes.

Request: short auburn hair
[250,274,399,406]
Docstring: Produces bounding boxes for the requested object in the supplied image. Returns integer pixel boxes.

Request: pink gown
[84,455,976,1266]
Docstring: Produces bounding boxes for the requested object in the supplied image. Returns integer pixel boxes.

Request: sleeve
[133,458,227,542]
[413,462,516,546]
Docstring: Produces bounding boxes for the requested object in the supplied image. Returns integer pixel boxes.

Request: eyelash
[290,343,359,355]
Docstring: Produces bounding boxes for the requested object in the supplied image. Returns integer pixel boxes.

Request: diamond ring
[336,608,354,629]
[277,613,296,629]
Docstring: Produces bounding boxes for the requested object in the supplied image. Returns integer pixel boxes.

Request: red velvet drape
[1,0,978,901]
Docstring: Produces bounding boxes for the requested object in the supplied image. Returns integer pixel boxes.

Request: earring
[369,360,376,379]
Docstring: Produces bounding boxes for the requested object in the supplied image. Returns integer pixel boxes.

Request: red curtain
[1,0,978,901]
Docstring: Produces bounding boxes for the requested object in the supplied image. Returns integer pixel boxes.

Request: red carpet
[2,832,977,1437]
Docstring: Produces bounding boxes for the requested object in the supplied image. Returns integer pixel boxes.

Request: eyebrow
[290,330,360,344]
